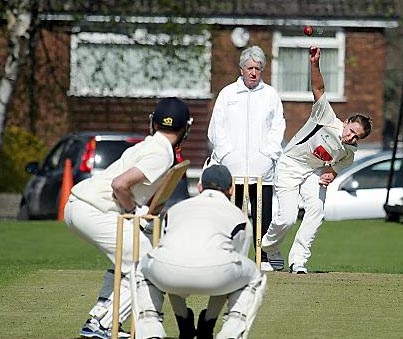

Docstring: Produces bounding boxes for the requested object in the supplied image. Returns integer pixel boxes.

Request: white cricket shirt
[71,131,174,213]
[284,93,356,174]
[147,189,252,266]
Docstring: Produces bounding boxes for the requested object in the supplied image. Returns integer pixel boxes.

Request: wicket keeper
[132,164,267,339]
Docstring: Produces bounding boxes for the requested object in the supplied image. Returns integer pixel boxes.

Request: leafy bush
[0,126,48,192]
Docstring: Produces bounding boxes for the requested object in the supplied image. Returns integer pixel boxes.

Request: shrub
[0,126,48,192]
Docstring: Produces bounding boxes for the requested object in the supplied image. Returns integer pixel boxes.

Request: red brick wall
[1,26,386,169]
[4,28,71,148]
[343,30,384,144]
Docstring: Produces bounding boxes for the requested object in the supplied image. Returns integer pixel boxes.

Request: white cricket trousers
[64,195,153,328]
[263,166,327,268]
[64,195,153,272]
[132,254,266,339]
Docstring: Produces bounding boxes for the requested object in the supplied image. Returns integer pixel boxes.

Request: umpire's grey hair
[239,45,266,70]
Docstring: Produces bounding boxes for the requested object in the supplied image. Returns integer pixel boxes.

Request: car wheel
[17,203,30,220]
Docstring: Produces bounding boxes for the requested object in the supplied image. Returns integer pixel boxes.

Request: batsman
[64,97,193,339]
[132,164,267,339]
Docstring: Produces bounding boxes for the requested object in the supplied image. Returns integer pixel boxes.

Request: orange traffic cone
[58,158,73,221]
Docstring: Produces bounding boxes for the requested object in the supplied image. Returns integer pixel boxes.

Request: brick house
[1,0,401,168]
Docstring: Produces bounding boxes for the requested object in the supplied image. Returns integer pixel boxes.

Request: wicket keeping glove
[135,205,154,234]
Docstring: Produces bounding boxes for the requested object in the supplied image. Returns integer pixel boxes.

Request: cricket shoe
[289,264,308,274]
[175,307,197,339]
[197,309,217,339]
[80,318,130,339]
[260,261,274,272]
[266,250,284,271]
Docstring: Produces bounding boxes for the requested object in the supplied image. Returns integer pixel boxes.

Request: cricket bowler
[262,46,372,274]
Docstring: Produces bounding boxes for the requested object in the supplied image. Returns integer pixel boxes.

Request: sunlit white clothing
[263,94,357,268]
[208,77,285,184]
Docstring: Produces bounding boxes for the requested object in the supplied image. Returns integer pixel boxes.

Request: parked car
[323,151,403,221]
[17,131,190,220]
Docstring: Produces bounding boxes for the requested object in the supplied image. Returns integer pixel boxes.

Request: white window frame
[271,30,346,102]
[69,30,212,99]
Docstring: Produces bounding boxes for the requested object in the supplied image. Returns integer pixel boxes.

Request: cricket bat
[148,159,190,215]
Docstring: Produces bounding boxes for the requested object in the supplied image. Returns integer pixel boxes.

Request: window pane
[390,159,402,188]
[320,50,339,93]
[272,30,345,101]
[353,161,391,189]
[278,47,338,93]
[94,140,140,169]
[278,47,309,91]
[70,32,211,98]
[42,141,67,171]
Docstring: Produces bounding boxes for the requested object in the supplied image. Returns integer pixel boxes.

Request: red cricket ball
[304,26,314,36]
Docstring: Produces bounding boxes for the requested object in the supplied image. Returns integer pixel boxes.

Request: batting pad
[217,273,267,339]
[94,274,132,329]
[131,268,166,339]
[242,273,267,338]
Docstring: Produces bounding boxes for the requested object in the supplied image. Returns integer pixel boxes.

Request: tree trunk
[0,3,31,148]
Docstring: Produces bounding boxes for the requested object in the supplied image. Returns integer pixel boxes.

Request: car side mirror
[25,161,40,175]
[341,179,359,192]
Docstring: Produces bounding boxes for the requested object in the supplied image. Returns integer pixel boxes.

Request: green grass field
[1,219,403,338]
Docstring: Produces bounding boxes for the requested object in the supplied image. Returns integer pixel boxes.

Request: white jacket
[208,77,285,184]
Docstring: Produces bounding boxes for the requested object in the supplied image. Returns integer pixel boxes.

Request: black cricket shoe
[196,309,217,339]
[175,308,196,339]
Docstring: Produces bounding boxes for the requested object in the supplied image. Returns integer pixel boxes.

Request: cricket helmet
[149,97,193,144]
[151,97,192,131]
